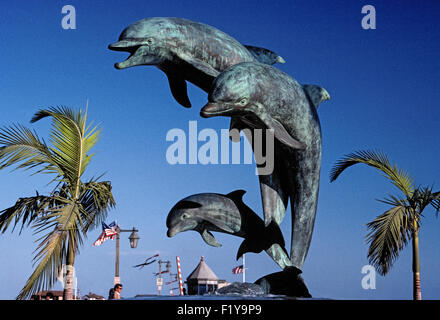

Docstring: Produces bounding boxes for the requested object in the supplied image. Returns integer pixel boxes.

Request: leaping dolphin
[201,62,329,270]
[166,190,288,262]
[108,17,285,109]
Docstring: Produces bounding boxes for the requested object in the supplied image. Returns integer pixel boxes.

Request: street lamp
[129,228,140,248]
[114,226,140,285]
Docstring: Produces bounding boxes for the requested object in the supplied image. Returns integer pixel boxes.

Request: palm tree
[330,150,440,300]
[0,106,115,300]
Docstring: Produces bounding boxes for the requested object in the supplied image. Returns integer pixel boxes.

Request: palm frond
[411,187,439,217]
[0,194,64,234]
[330,150,414,197]
[31,106,101,190]
[431,191,440,216]
[376,194,408,207]
[0,124,60,176]
[78,180,116,231]
[366,205,412,275]
[16,227,67,300]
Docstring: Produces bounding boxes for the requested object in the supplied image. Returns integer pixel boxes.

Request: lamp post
[114,226,140,285]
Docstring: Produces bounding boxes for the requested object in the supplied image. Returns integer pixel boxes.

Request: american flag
[93,221,118,246]
[232,265,244,274]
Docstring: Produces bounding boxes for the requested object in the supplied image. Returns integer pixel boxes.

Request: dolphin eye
[181,213,188,219]
[146,38,154,45]
[237,98,248,106]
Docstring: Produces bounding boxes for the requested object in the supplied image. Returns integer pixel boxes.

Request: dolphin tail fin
[236,221,287,260]
[264,221,288,255]
[236,239,252,260]
[244,45,286,65]
[303,84,331,108]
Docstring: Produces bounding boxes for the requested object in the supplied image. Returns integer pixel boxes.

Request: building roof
[34,290,63,297]
[83,292,105,300]
[186,256,219,282]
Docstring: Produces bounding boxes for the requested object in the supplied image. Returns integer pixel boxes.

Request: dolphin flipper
[244,45,286,65]
[303,84,331,108]
[177,54,220,78]
[264,117,306,150]
[166,73,192,108]
[200,228,222,247]
[239,114,305,153]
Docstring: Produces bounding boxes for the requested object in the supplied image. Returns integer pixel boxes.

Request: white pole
[74,277,77,300]
[243,254,246,283]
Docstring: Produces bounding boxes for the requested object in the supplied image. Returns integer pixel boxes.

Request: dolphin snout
[108,40,141,51]
[200,103,217,117]
[200,102,235,118]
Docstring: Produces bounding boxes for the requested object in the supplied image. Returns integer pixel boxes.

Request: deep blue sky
[0,0,439,299]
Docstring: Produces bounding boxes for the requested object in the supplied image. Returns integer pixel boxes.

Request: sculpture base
[254,267,312,298]
[216,282,266,296]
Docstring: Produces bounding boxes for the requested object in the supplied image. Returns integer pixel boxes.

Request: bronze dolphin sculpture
[201,62,330,270]
[108,17,325,135]
[108,17,285,109]
[166,190,288,261]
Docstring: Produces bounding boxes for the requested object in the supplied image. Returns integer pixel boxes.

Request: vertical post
[243,254,246,283]
[74,277,77,300]
[158,260,162,295]
[176,256,184,295]
[114,227,120,285]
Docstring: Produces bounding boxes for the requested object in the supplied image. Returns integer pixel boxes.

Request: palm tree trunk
[412,227,422,300]
[63,237,76,300]
[63,265,74,300]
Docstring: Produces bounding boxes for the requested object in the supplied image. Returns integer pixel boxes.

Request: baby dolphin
[166,190,288,261]
[201,62,328,270]
[108,17,285,109]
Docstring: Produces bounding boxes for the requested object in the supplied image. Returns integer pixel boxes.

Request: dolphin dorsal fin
[303,84,331,108]
[244,45,286,65]
[226,190,247,202]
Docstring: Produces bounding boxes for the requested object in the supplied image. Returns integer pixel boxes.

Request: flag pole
[243,254,245,283]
